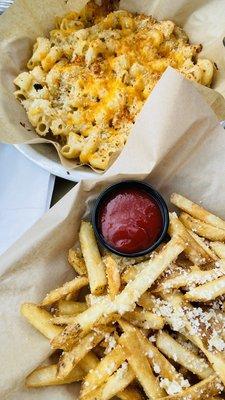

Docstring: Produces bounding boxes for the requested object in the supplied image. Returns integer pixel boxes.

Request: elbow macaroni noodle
[14,1,215,170]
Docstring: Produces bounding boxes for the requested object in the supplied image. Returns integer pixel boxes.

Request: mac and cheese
[14,1,215,170]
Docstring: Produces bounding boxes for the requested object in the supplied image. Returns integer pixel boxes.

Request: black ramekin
[92,180,169,258]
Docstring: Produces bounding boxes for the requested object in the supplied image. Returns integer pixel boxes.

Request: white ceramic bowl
[15,143,97,181]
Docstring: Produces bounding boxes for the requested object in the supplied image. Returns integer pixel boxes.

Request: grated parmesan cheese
[160,378,182,395]
[116,362,128,380]
[153,363,161,374]
[208,334,225,352]
[104,334,117,354]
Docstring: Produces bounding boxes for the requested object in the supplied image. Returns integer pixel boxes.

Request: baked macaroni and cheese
[14,1,215,170]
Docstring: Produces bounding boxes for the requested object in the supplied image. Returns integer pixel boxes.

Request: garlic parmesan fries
[21,193,225,399]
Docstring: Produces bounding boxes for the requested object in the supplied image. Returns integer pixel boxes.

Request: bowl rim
[15,144,97,182]
[92,180,169,257]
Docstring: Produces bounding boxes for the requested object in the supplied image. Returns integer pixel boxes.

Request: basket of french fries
[20,191,225,400]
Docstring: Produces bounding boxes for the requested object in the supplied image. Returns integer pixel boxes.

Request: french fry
[176,332,200,355]
[52,315,78,325]
[119,319,190,387]
[200,349,225,388]
[81,363,135,400]
[169,212,212,264]
[185,274,225,301]
[68,247,87,275]
[81,344,126,397]
[188,229,218,260]
[121,262,148,283]
[121,247,166,284]
[121,250,165,283]
[51,237,184,350]
[26,350,98,388]
[26,363,84,387]
[113,238,184,316]
[57,327,112,378]
[123,308,164,330]
[21,303,63,340]
[181,333,225,391]
[215,310,225,341]
[40,276,88,307]
[79,221,107,295]
[154,266,225,293]
[51,296,113,350]
[65,292,79,301]
[148,292,186,334]
[119,320,187,386]
[156,331,212,379]
[163,293,225,386]
[103,251,151,271]
[85,294,108,307]
[78,351,99,373]
[159,374,222,400]
[180,212,225,241]
[96,312,120,326]
[104,255,121,299]
[58,300,87,315]
[171,193,225,231]
[210,241,225,259]
[117,387,144,400]
[137,292,156,311]
[119,330,166,398]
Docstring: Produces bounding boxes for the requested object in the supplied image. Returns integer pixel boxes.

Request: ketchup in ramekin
[92,181,169,257]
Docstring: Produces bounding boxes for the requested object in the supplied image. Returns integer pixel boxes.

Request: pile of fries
[21,193,225,399]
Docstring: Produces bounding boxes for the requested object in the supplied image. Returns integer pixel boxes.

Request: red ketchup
[98,187,163,254]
